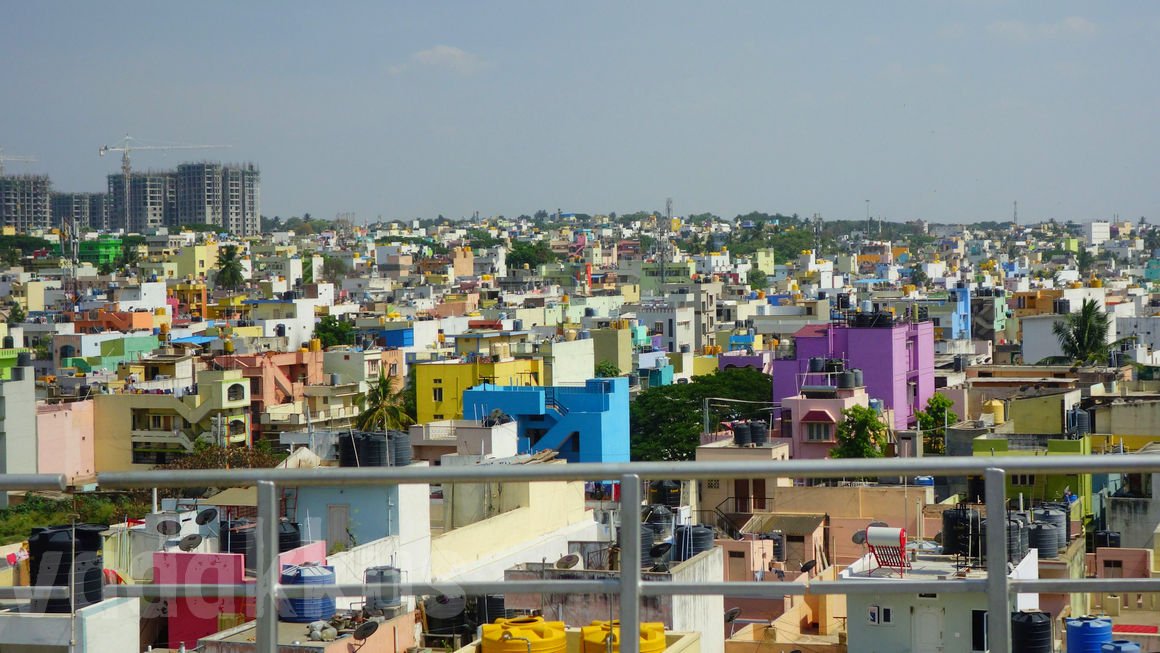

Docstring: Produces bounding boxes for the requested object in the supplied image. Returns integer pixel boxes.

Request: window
[1103,559,1123,578]
[972,610,988,652]
[1012,474,1036,486]
[805,422,833,442]
[388,363,398,376]
[707,480,720,489]
[432,387,444,402]
[227,383,246,402]
[868,605,894,625]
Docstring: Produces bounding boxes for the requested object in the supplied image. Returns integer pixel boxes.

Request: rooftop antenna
[1013,201,1018,227]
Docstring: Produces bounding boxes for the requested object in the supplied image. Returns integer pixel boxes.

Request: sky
[3,2,1159,225]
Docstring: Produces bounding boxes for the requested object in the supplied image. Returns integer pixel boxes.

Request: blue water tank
[278,564,336,623]
[1066,616,1113,653]
[1102,641,1141,653]
[869,399,884,413]
[914,476,934,486]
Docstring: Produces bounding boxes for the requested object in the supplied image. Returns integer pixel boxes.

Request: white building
[1087,220,1111,246]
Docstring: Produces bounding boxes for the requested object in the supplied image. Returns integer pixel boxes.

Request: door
[327,504,350,552]
[752,479,767,511]
[912,605,944,652]
[733,479,750,513]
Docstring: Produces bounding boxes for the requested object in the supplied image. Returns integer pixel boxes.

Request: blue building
[461,377,630,463]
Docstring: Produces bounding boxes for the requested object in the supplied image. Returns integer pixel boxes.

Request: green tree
[356,371,415,432]
[748,269,769,290]
[216,245,245,291]
[1051,298,1110,364]
[910,266,929,288]
[321,256,349,283]
[630,368,773,461]
[313,315,354,348]
[830,404,891,459]
[595,360,622,378]
[915,392,957,455]
[1077,248,1094,275]
[6,302,25,326]
[507,240,556,270]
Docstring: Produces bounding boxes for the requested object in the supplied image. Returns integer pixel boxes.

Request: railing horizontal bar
[97,455,1160,488]
[0,474,67,491]
[106,580,620,599]
[1012,578,1160,592]
[0,586,70,599]
[648,579,988,596]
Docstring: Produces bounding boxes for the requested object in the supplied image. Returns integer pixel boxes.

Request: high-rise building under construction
[0,174,52,231]
[106,162,259,236]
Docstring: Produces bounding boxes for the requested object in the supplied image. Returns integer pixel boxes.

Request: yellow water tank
[309,338,323,352]
[581,620,666,653]
[159,322,170,335]
[562,294,570,304]
[982,399,1005,425]
[154,307,167,316]
[480,617,566,653]
[565,329,578,342]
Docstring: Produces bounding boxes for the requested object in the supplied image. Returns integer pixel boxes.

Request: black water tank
[732,421,752,446]
[361,432,389,466]
[17,352,31,367]
[338,433,360,467]
[808,357,826,373]
[1095,530,1121,549]
[1011,611,1053,653]
[390,430,413,466]
[424,595,469,635]
[941,507,982,556]
[222,520,256,572]
[769,531,786,562]
[750,420,769,446]
[1028,523,1059,558]
[278,521,302,552]
[672,525,715,562]
[4,336,16,348]
[28,524,105,613]
[476,594,507,623]
[648,481,681,508]
[981,518,1025,562]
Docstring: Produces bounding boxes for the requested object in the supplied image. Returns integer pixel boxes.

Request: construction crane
[98,134,228,226]
[0,147,38,177]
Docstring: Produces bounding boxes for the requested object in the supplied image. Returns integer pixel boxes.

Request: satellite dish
[195,508,219,525]
[353,620,379,641]
[178,534,204,552]
[852,530,867,545]
[156,520,181,536]
[724,607,743,623]
[650,543,672,560]
[555,554,581,570]
[800,560,818,574]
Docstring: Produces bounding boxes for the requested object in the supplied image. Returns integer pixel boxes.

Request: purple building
[772,319,935,429]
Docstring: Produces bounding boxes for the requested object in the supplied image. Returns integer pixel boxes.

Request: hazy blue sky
[3,2,1158,224]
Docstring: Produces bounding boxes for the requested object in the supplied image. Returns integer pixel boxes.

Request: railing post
[619,473,641,653]
[256,480,279,653]
[984,467,1010,653]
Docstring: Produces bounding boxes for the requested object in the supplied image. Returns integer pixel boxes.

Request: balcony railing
[8,455,1160,652]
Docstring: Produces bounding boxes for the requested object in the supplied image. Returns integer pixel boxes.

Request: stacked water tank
[1033,506,1068,550]
[731,421,752,446]
[750,420,769,446]
[28,524,105,613]
[647,481,681,508]
[941,506,981,557]
[339,431,413,467]
[980,518,1027,563]
[1027,522,1059,558]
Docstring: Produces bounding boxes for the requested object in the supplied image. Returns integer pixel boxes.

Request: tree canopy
[507,240,557,270]
[314,315,355,348]
[357,371,414,432]
[915,392,957,455]
[1050,298,1110,364]
[595,360,622,378]
[216,244,245,291]
[630,367,773,461]
[830,404,890,459]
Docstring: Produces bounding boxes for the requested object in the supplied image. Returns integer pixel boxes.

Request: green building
[79,237,122,267]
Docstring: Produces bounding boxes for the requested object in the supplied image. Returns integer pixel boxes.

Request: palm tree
[356,371,414,432]
[1051,298,1110,364]
[216,245,245,291]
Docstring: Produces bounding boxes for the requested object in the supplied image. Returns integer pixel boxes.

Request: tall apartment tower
[107,172,176,233]
[176,162,224,227]
[0,174,52,232]
[51,192,110,231]
[108,162,259,236]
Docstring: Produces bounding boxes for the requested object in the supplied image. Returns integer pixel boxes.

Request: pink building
[780,382,871,460]
[772,317,935,429]
[36,400,96,486]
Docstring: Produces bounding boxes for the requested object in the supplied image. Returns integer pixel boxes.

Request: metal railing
[8,455,1160,652]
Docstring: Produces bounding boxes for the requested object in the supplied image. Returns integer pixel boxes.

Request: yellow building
[93,369,252,471]
[415,356,543,423]
[175,243,219,280]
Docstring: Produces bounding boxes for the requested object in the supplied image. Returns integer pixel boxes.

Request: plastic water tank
[364,566,402,610]
[480,616,566,653]
[1101,641,1142,653]
[672,525,715,562]
[808,357,826,373]
[1028,523,1059,558]
[278,521,302,553]
[277,564,337,623]
[1011,611,1052,653]
[389,430,413,466]
[28,524,105,613]
[1066,616,1113,653]
[1033,507,1067,549]
[750,420,769,446]
[581,620,667,653]
[732,421,752,446]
